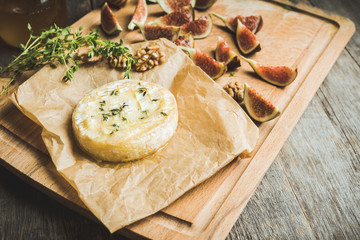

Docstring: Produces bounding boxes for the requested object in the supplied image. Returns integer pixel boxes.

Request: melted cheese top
[72,80,178,162]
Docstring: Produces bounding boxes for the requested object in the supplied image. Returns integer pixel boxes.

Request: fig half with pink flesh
[215,36,240,69]
[139,25,180,41]
[195,0,217,10]
[101,2,123,35]
[128,0,148,30]
[148,11,192,26]
[212,12,263,34]
[241,56,298,87]
[236,20,260,55]
[182,47,227,79]
[174,32,194,48]
[180,14,212,39]
[157,0,195,13]
[244,83,280,122]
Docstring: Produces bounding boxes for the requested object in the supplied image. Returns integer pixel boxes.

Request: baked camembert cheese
[72,80,178,162]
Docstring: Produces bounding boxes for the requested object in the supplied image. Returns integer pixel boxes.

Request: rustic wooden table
[0,0,359,239]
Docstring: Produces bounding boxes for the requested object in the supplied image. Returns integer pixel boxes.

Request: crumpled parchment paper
[11,38,258,232]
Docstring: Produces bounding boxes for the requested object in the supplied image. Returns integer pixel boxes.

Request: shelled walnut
[132,44,166,72]
[223,81,244,103]
[109,55,128,69]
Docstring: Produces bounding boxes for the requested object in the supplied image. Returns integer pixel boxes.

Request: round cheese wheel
[72,80,178,162]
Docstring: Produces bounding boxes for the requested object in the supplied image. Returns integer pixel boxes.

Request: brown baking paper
[11,38,258,232]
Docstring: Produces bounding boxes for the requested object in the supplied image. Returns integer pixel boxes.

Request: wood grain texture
[1,0,341,230]
[0,0,358,239]
[226,160,316,240]
[276,50,360,239]
[310,0,360,64]
[226,0,360,239]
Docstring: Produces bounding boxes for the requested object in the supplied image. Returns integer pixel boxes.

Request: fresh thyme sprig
[0,24,135,95]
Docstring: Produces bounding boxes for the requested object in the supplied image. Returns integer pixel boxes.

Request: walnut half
[223,81,244,103]
[132,44,166,72]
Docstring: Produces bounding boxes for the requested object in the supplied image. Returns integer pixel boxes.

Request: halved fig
[241,56,298,86]
[182,47,227,79]
[243,83,280,122]
[157,0,195,13]
[236,20,260,55]
[139,25,180,41]
[101,2,123,35]
[195,0,217,10]
[128,0,148,30]
[180,14,212,39]
[212,12,263,34]
[174,32,194,48]
[148,11,192,26]
[215,36,240,70]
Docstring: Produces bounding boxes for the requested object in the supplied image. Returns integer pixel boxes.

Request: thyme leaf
[0,24,134,95]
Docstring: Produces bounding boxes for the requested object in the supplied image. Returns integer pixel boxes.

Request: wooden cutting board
[0,0,355,239]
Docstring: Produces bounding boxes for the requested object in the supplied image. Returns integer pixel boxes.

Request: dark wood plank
[309,0,360,64]
[226,0,360,238]
[277,50,360,239]
[0,0,359,239]
[226,160,316,240]
[0,166,126,240]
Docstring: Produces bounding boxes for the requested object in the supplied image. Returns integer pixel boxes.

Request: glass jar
[0,0,67,48]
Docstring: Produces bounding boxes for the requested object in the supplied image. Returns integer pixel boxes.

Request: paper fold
[11,39,258,232]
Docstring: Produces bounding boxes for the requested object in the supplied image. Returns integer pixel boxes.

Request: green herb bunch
[0,24,135,95]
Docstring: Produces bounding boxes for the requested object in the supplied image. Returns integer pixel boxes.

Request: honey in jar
[0,0,67,48]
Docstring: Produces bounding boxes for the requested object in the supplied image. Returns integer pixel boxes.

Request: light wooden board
[0,0,355,239]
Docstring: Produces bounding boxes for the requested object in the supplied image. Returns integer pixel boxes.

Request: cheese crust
[72,80,178,162]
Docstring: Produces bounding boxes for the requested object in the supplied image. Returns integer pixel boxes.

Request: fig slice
[128,0,148,30]
[243,83,280,122]
[139,25,180,41]
[182,47,227,79]
[180,14,213,39]
[174,32,194,48]
[236,20,260,55]
[148,11,192,26]
[215,36,240,70]
[101,2,123,35]
[195,0,217,10]
[212,12,263,34]
[241,56,298,87]
[157,0,195,13]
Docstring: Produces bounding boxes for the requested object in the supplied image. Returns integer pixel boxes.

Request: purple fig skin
[215,36,240,69]
[180,14,212,39]
[195,0,217,10]
[236,20,260,55]
[101,2,123,35]
[157,0,195,13]
[148,11,192,26]
[241,56,298,87]
[182,47,227,79]
[128,0,148,30]
[141,25,180,41]
[244,83,280,122]
[212,12,263,34]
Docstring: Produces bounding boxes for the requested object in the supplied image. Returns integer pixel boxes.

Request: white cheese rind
[72,80,178,162]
